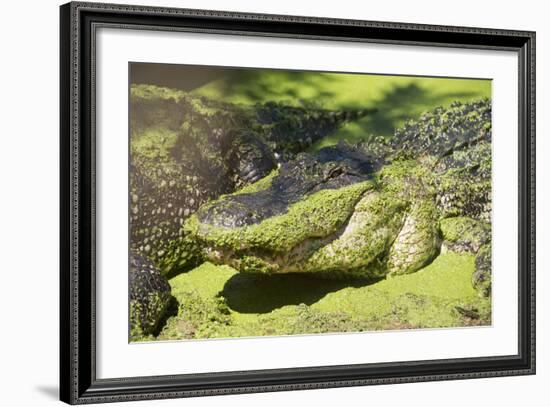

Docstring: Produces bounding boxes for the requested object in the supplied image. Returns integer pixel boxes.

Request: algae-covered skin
[390,100,492,222]
[440,216,491,253]
[130,84,374,276]
[186,99,492,282]
[186,150,441,279]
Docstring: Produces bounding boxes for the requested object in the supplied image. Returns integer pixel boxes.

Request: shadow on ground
[192,69,486,141]
[356,83,477,138]
[219,272,380,314]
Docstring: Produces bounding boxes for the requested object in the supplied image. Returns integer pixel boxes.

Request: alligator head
[185,100,492,282]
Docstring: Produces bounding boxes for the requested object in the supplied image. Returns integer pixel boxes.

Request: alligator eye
[326,166,344,179]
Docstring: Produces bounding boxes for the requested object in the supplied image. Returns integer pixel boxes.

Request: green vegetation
[441,217,490,252]
[185,181,374,272]
[157,252,490,340]
[192,70,491,146]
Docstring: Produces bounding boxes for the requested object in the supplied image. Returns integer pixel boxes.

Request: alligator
[129,84,374,337]
[129,84,492,338]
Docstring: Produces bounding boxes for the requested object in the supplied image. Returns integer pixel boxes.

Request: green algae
[185,181,373,257]
[300,190,407,278]
[191,70,491,145]
[183,159,445,278]
[152,252,490,341]
[440,216,490,252]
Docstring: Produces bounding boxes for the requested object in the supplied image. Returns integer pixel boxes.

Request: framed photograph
[60,1,536,404]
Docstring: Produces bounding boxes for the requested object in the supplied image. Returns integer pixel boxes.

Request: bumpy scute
[129,253,176,339]
[440,216,490,253]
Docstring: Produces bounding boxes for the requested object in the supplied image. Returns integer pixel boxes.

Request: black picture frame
[60,1,536,404]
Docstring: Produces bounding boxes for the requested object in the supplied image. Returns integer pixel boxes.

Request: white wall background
[0,0,546,405]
